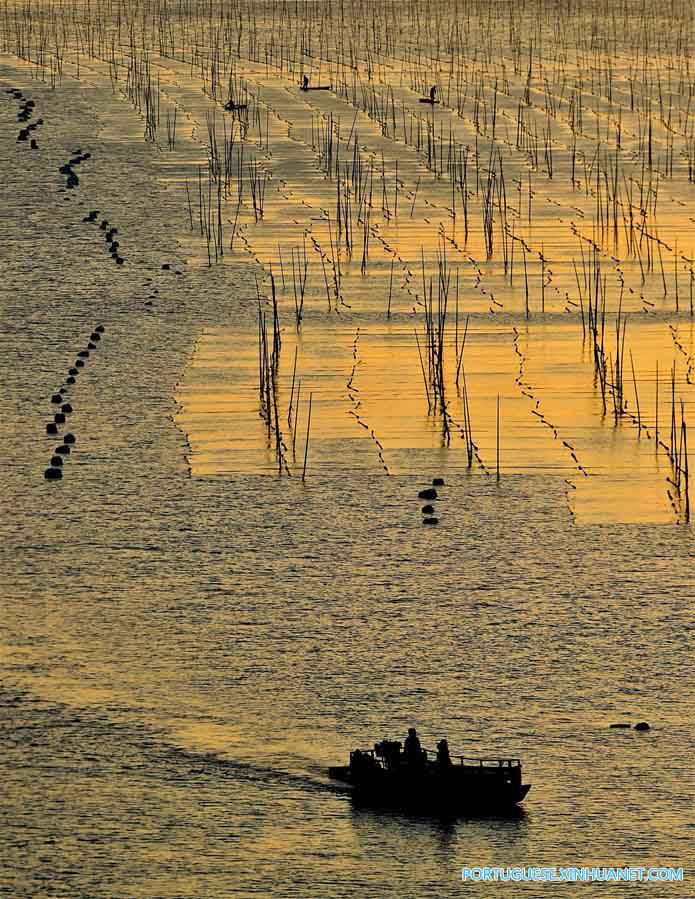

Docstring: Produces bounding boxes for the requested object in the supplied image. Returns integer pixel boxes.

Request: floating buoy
[162,263,171,270]
[63,433,76,445]
[88,342,96,350]
[634,722,651,731]
[423,516,439,525]
[55,444,70,455]
[54,412,66,424]
[432,477,445,486]
[44,467,62,480]
[95,325,105,333]
[61,403,73,414]
[418,488,437,500]
[90,333,100,341]
[75,360,84,368]
[421,504,435,514]
[50,455,63,466]
[46,422,58,434]
[51,393,62,404]
[68,367,78,376]
[116,257,124,265]
[66,376,76,384]
[77,350,89,358]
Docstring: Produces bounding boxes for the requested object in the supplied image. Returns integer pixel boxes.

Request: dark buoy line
[58,147,91,190]
[88,211,125,265]
[10,89,43,147]
[418,478,446,525]
[42,324,106,482]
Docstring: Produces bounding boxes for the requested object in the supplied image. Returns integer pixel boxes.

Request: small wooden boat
[224,100,248,112]
[329,738,531,811]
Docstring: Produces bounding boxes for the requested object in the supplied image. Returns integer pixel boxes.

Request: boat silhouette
[224,100,247,113]
[329,737,531,811]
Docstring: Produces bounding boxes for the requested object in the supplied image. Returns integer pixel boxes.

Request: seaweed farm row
[5,0,695,523]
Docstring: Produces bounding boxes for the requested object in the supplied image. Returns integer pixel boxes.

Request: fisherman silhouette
[302,74,309,91]
[404,727,423,765]
[437,738,452,767]
[430,85,437,103]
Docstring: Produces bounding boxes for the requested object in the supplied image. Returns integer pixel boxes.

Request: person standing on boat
[302,74,309,91]
[404,728,423,766]
[429,85,437,103]
[436,738,452,768]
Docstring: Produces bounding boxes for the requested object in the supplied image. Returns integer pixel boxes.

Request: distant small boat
[299,77,331,92]
[224,100,247,112]
[329,737,531,811]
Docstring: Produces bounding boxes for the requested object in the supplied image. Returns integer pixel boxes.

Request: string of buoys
[58,148,90,190]
[7,87,42,149]
[418,478,445,524]
[44,324,105,481]
[80,216,126,265]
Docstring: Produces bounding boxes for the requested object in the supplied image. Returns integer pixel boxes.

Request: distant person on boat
[429,85,437,103]
[436,738,452,768]
[302,74,309,91]
[404,728,423,766]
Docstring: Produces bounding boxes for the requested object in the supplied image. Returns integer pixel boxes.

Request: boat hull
[329,765,531,811]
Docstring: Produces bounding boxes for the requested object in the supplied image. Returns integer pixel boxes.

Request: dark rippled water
[1,60,694,899]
